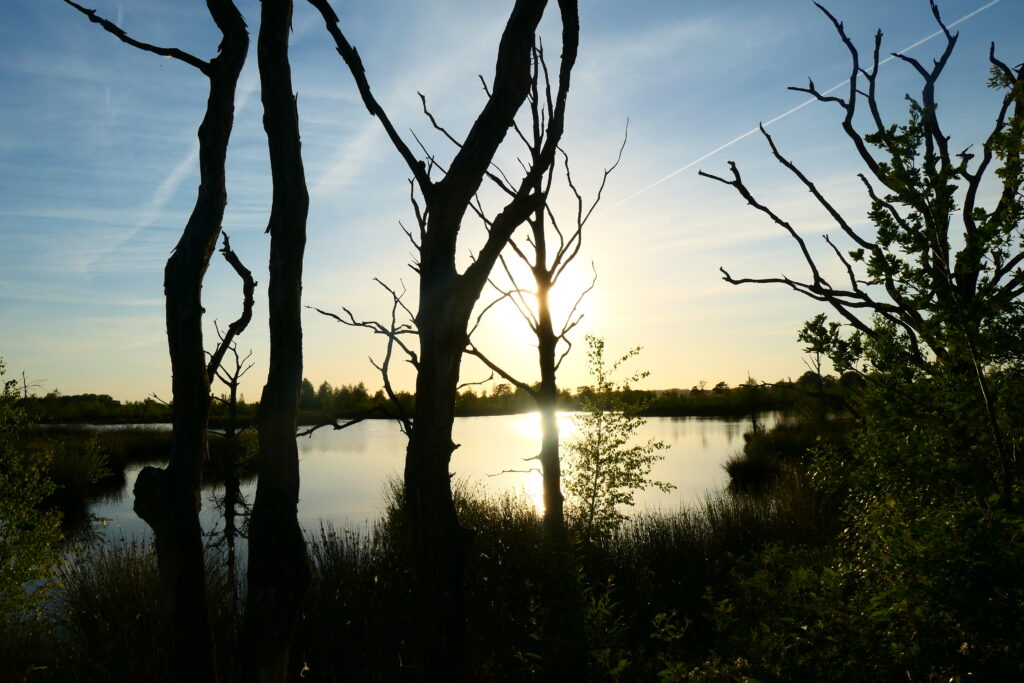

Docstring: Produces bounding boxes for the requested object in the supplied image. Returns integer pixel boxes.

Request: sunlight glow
[523,468,546,515]
[489,257,598,347]
[511,412,579,515]
[511,411,579,441]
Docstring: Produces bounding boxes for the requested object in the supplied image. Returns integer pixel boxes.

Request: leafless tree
[209,329,254,613]
[18,371,47,400]
[459,44,623,678]
[467,48,623,539]
[306,0,579,676]
[243,1,313,680]
[62,2,248,680]
[206,233,257,617]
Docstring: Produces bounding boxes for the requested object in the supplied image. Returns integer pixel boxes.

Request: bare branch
[63,0,210,73]
[306,0,432,194]
[296,405,395,438]
[486,467,541,478]
[419,92,463,150]
[465,344,534,396]
[457,372,494,392]
[759,125,875,252]
[555,261,596,340]
[700,161,826,287]
[309,279,418,435]
[579,120,629,228]
[468,284,535,337]
[207,233,257,379]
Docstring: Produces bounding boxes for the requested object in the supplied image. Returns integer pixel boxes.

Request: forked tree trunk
[306,0,578,677]
[244,1,312,680]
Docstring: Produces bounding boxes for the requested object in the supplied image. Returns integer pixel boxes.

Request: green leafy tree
[564,336,673,536]
[703,3,1024,502]
[0,359,62,618]
[687,7,1024,678]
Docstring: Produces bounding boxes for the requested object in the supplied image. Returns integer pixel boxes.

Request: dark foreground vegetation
[4,383,1023,681]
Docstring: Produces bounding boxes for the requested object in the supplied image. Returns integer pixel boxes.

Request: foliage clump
[564,336,674,537]
[0,358,63,619]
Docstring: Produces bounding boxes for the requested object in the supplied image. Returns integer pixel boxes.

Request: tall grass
[6,538,245,683]
[5,469,840,681]
[299,521,413,681]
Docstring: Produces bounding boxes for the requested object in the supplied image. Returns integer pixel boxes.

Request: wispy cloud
[79,143,198,275]
[79,63,264,276]
[310,121,381,196]
[599,0,1003,216]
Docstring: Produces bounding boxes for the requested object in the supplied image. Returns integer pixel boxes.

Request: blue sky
[1,0,1021,401]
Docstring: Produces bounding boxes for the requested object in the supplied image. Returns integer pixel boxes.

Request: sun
[486,260,598,347]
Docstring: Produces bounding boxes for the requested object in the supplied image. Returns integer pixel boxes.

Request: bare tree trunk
[534,305,587,681]
[307,1,578,676]
[534,283,566,536]
[84,3,250,681]
[404,291,477,678]
[244,1,312,680]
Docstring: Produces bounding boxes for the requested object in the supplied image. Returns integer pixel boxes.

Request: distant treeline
[21,371,858,424]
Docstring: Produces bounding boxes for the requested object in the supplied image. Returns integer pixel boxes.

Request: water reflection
[90,412,778,538]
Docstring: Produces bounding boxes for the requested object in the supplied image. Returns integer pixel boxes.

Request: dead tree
[207,233,256,384]
[207,233,257,613]
[466,50,623,539]
[210,330,254,611]
[62,3,247,680]
[700,1,1023,502]
[459,44,622,680]
[243,1,312,680]
[307,0,579,677]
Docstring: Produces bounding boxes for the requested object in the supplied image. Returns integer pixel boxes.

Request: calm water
[91,413,774,537]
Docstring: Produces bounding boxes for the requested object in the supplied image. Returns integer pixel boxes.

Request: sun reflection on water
[510,411,579,440]
[510,412,579,514]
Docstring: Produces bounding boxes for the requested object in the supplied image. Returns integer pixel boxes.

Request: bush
[0,359,63,619]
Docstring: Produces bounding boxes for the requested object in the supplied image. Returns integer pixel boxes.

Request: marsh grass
[0,538,245,683]
[5,469,839,681]
[297,479,548,680]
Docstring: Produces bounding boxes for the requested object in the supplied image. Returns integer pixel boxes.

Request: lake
[91,413,774,538]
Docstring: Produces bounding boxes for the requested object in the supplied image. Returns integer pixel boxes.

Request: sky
[1,0,1021,402]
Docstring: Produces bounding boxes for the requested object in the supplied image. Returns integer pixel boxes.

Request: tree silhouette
[243,1,313,679]
[307,0,579,676]
[62,2,248,679]
[461,44,622,677]
[701,1,1023,503]
[467,44,624,540]
[206,232,257,616]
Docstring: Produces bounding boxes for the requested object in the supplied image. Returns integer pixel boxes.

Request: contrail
[598,0,1002,216]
